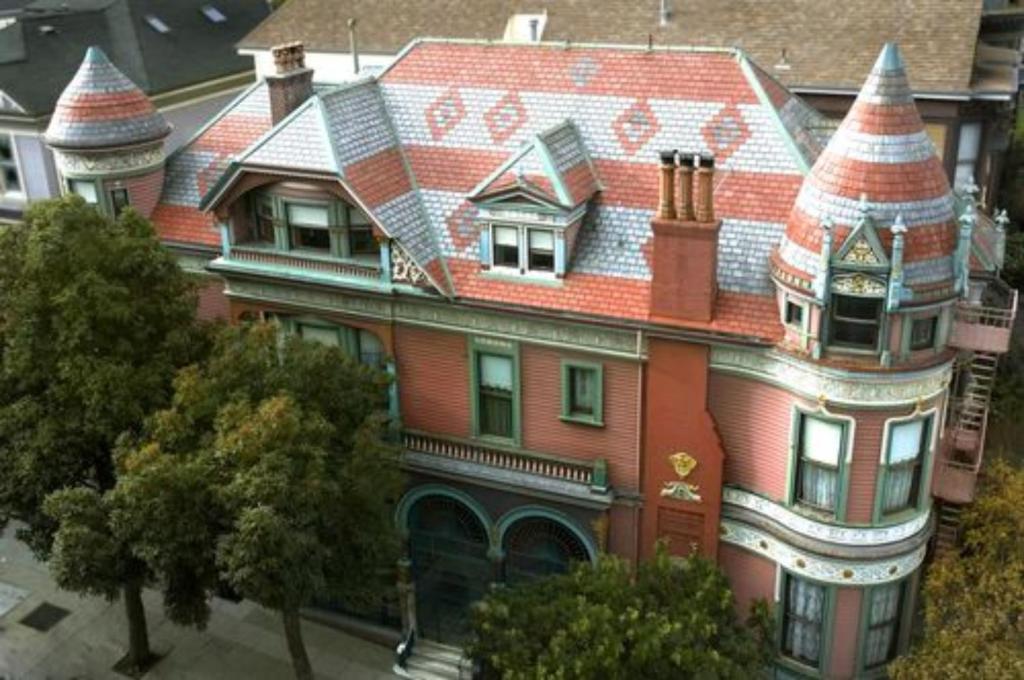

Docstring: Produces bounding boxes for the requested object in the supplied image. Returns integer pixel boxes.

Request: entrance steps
[395,639,472,680]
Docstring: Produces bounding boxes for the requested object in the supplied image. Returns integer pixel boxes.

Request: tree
[0,197,202,672]
[889,460,1024,679]
[113,323,403,680]
[469,546,774,679]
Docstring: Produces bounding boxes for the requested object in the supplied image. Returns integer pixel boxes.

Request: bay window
[781,574,827,670]
[831,294,882,350]
[794,414,845,516]
[493,225,520,268]
[862,582,905,670]
[878,418,929,517]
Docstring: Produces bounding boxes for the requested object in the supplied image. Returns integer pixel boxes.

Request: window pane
[527,229,554,271]
[292,226,330,250]
[358,329,384,366]
[835,296,881,321]
[110,188,129,216]
[783,576,824,666]
[69,180,97,204]
[493,226,520,267]
[569,366,596,416]
[479,354,513,390]
[299,324,340,346]
[910,317,936,350]
[799,462,837,510]
[480,391,513,437]
[865,584,902,667]
[0,136,11,161]
[528,229,553,250]
[786,302,803,326]
[801,417,842,465]
[889,421,924,464]
[349,224,378,256]
[287,203,330,227]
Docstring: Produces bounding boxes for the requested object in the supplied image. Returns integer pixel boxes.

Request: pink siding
[521,345,640,492]
[842,409,885,523]
[718,543,776,618]
[104,169,165,219]
[708,373,791,501]
[394,326,472,438]
[830,587,862,679]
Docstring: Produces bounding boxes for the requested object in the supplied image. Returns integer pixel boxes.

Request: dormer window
[830,294,882,350]
[287,203,330,252]
[527,229,554,272]
[493,225,520,268]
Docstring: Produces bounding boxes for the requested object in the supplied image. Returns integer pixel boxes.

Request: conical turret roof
[775,43,957,299]
[45,47,170,150]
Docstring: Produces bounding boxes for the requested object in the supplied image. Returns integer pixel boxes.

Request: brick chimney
[650,152,721,323]
[266,42,314,125]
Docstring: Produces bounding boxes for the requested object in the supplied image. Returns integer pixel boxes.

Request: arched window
[407,494,491,643]
[502,516,590,584]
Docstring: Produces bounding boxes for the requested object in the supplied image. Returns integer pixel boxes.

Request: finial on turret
[995,208,1010,232]
[891,213,907,235]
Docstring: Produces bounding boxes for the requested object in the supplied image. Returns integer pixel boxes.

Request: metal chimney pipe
[348,18,360,74]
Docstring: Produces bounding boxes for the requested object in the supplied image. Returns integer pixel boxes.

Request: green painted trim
[559,359,604,427]
[494,505,599,562]
[775,570,837,677]
[788,407,854,522]
[872,413,936,524]
[394,483,496,549]
[468,336,521,446]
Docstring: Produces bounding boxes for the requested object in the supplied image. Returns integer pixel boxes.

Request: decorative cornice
[53,144,165,178]
[723,488,930,548]
[224,276,643,359]
[721,519,927,585]
[710,345,951,407]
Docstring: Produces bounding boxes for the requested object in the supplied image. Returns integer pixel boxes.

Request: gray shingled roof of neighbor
[238,0,990,95]
[0,0,268,116]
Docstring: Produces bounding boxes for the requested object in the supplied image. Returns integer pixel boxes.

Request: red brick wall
[718,543,776,617]
[606,501,639,563]
[708,373,791,501]
[196,276,229,321]
[830,587,863,679]
[521,345,640,492]
[394,325,472,439]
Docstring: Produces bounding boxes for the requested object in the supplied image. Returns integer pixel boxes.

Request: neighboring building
[46,38,1017,679]
[238,0,1021,214]
[0,0,268,221]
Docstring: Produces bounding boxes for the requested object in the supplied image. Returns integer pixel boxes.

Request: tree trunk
[282,607,314,680]
[123,578,152,671]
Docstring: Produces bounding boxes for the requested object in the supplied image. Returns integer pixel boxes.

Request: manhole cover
[20,602,69,632]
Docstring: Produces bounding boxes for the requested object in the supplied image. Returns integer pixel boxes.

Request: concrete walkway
[0,524,397,680]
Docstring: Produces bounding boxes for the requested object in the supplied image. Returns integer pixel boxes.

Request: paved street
[0,524,397,680]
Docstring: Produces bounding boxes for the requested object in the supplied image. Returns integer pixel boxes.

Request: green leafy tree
[113,323,403,680]
[0,197,202,671]
[889,460,1024,679]
[469,546,774,679]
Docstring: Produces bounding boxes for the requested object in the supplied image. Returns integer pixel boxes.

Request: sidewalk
[0,523,398,680]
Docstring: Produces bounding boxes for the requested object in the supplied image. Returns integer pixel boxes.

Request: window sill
[774,656,822,679]
[791,502,840,523]
[473,433,521,448]
[481,268,563,287]
[559,414,604,428]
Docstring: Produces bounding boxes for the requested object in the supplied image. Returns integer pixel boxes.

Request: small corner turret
[45,46,171,219]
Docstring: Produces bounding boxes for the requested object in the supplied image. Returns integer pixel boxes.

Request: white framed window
[954,122,982,190]
[0,134,22,197]
[492,225,521,269]
[527,228,554,272]
[68,179,98,204]
[794,414,845,515]
[879,417,929,516]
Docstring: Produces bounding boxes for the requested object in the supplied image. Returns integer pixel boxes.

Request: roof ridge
[165,80,267,164]
[736,52,812,175]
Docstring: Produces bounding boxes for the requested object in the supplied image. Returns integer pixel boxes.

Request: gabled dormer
[470,121,600,279]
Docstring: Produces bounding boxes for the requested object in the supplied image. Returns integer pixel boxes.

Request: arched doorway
[407,494,492,643]
[502,515,592,585]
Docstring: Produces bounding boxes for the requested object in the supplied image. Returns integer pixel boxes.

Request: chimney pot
[694,154,715,222]
[658,150,677,220]
[678,152,695,221]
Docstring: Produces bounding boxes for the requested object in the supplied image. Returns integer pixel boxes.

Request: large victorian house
[45,39,1016,679]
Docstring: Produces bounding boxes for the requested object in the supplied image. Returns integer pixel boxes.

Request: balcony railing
[950,287,1017,354]
[229,246,381,281]
[402,430,609,493]
[934,395,991,504]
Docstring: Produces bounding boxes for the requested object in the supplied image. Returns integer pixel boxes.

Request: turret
[45,46,171,219]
